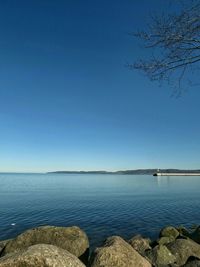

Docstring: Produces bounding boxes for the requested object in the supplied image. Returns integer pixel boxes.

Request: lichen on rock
[129,234,151,255]
[1,225,89,262]
[0,244,86,267]
[90,236,152,267]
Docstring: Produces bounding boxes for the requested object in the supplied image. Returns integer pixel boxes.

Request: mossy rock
[157,236,175,246]
[145,244,176,266]
[167,239,200,266]
[159,226,179,239]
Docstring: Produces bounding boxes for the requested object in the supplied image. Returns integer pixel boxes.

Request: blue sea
[0,173,200,248]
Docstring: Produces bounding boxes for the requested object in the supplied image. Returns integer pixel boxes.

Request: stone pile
[1,224,200,266]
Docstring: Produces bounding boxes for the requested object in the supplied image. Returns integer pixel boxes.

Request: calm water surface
[0,173,200,248]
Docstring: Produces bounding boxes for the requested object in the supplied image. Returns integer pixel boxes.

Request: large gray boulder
[1,226,89,262]
[90,236,152,267]
[167,239,200,266]
[129,235,151,255]
[145,244,176,266]
[0,244,86,267]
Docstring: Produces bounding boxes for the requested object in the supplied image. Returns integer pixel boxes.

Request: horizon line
[1,168,200,174]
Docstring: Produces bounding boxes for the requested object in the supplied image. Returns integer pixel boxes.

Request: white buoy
[11,223,16,226]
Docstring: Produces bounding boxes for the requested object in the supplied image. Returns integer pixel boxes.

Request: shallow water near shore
[0,173,200,249]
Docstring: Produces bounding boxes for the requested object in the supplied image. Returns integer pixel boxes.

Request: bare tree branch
[130,0,200,94]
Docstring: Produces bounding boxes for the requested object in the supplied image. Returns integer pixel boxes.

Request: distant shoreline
[47,169,200,175]
[1,169,200,175]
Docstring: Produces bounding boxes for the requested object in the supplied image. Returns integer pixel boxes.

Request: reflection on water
[156,176,171,186]
[0,173,200,248]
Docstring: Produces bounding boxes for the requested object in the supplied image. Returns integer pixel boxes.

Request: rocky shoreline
[0,224,200,266]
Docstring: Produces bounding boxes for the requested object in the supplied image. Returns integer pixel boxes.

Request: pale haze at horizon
[0,0,200,172]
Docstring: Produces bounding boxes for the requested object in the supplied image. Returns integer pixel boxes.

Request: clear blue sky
[0,0,200,172]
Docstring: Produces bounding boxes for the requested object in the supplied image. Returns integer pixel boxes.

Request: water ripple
[0,173,200,248]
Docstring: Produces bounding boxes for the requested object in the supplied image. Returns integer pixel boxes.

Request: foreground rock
[167,239,200,266]
[0,244,86,267]
[129,235,151,255]
[90,236,151,267]
[0,240,10,255]
[1,224,200,267]
[1,226,89,262]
